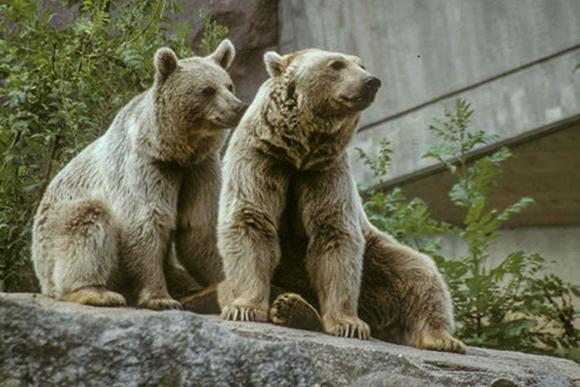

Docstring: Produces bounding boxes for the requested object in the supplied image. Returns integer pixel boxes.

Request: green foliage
[358,99,580,359]
[198,9,229,58]
[362,188,453,254]
[355,138,393,183]
[0,0,227,292]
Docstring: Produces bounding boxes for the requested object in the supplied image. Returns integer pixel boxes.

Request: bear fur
[32,40,245,310]
[215,48,465,352]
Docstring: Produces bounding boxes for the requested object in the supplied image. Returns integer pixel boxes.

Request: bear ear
[209,39,236,70]
[154,48,179,83]
[264,51,287,78]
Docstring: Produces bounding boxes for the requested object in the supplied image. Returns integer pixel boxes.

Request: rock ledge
[1,293,579,387]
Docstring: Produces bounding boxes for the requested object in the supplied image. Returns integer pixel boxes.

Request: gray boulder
[1,293,579,387]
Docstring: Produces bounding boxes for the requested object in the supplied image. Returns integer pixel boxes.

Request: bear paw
[139,297,182,311]
[323,315,370,340]
[270,293,323,332]
[63,286,126,307]
[414,330,466,354]
[221,304,268,322]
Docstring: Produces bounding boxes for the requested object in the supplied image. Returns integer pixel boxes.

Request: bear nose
[236,102,248,114]
[363,76,381,91]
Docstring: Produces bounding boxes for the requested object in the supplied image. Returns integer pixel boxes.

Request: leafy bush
[358,99,580,359]
[0,0,227,292]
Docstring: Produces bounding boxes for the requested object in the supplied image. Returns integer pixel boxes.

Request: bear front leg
[296,162,370,339]
[175,155,224,291]
[122,221,181,310]
[217,207,283,322]
[217,153,290,322]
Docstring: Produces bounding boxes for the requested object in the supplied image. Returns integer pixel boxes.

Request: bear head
[153,39,247,135]
[263,49,381,117]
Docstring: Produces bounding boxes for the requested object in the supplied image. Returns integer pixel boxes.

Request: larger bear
[32,40,245,310]
[215,48,465,353]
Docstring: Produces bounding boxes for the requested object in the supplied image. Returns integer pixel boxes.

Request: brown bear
[32,40,246,310]
[211,48,465,353]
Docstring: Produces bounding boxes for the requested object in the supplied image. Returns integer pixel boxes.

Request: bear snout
[236,102,248,115]
[363,76,381,91]
[218,102,247,128]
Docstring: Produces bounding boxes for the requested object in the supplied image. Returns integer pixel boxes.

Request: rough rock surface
[1,293,579,387]
[181,0,280,103]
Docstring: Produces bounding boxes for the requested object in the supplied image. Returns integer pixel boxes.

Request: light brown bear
[32,40,246,310]
[215,48,465,353]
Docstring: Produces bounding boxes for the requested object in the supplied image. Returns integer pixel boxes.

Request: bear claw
[222,305,261,322]
[414,330,466,354]
[324,316,370,340]
[140,297,182,311]
[337,324,369,340]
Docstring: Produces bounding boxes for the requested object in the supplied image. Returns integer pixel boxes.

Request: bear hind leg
[402,277,466,353]
[360,231,465,353]
[39,199,126,307]
[402,275,466,354]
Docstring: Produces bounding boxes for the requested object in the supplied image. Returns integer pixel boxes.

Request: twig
[126,1,163,44]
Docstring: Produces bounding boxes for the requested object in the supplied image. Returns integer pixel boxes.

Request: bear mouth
[212,115,243,129]
[340,91,377,110]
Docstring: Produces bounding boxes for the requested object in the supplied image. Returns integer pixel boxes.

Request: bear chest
[269,131,347,171]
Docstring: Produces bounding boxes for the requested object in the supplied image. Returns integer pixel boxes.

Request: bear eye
[330,60,346,70]
[202,86,216,97]
[359,64,366,70]
[227,84,234,92]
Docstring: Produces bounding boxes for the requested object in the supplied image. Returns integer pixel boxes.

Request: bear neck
[133,89,218,166]
[256,80,360,171]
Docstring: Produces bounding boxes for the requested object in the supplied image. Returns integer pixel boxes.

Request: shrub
[0,0,227,292]
[357,99,580,359]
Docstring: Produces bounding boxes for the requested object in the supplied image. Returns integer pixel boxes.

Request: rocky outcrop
[46,0,280,104]
[1,293,579,387]
[181,0,280,103]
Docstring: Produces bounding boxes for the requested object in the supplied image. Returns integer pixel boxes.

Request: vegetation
[0,0,227,292]
[358,99,580,360]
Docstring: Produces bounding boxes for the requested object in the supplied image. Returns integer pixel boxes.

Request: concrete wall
[279,0,580,185]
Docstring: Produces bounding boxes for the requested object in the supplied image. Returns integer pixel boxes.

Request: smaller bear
[32,40,245,310]
[214,48,465,353]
